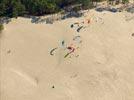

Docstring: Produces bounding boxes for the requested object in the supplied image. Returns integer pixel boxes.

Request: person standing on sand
[87,19,90,24]
[62,40,65,46]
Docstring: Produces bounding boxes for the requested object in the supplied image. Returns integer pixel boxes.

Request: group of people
[71,19,91,32]
[50,18,92,59]
[50,35,82,58]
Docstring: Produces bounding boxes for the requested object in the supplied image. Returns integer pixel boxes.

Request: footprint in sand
[11,69,38,86]
[1,68,38,97]
[7,50,11,54]
[132,33,134,37]
[94,49,114,65]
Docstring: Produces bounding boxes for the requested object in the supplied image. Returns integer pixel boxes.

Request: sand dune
[1,10,134,100]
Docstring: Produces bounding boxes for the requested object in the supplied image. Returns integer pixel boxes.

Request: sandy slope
[1,10,134,100]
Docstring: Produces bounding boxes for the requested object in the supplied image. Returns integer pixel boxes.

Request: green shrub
[122,0,129,3]
[0,24,4,32]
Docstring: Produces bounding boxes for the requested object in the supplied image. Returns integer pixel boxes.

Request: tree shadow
[0,17,11,24]
[29,11,84,24]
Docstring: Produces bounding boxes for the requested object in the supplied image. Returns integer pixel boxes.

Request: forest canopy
[0,0,130,18]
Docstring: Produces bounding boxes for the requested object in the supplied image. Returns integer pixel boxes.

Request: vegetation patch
[0,24,4,32]
[0,0,130,18]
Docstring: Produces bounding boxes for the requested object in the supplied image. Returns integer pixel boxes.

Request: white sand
[1,10,134,100]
